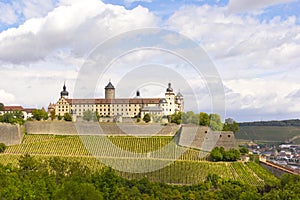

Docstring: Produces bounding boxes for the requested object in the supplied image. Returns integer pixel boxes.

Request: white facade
[53,82,184,121]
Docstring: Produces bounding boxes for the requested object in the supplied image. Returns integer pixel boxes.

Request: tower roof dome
[60,83,69,98]
[105,81,115,89]
[166,82,173,92]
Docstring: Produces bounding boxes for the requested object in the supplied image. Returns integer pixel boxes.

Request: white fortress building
[50,81,184,122]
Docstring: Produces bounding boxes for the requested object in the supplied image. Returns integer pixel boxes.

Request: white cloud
[0,2,18,25]
[22,0,57,19]
[227,0,296,14]
[167,5,300,72]
[0,0,159,109]
[124,0,153,5]
[166,5,300,120]
[0,89,16,105]
[0,0,158,63]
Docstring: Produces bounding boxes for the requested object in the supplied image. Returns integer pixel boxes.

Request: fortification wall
[178,125,237,151]
[215,131,238,150]
[24,121,180,136]
[0,123,23,146]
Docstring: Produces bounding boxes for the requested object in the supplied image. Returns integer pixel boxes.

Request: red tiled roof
[4,106,24,111]
[65,98,161,105]
[23,108,36,113]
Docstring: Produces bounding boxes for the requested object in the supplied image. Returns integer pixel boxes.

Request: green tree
[32,109,48,121]
[50,110,56,120]
[182,111,199,124]
[224,148,241,161]
[64,113,72,121]
[83,110,93,122]
[93,111,100,122]
[0,143,6,153]
[2,113,14,123]
[0,103,4,111]
[199,112,210,126]
[143,113,151,123]
[223,118,239,133]
[54,182,103,200]
[239,146,249,155]
[210,147,223,161]
[57,114,62,120]
[170,112,182,124]
[209,113,223,131]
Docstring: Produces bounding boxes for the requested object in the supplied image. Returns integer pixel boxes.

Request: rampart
[0,123,23,145]
[178,125,237,151]
[24,121,180,136]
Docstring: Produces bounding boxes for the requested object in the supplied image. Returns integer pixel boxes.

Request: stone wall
[24,121,180,136]
[0,123,23,146]
[178,125,237,151]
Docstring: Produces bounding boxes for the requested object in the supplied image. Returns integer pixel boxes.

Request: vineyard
[0,134,279,186]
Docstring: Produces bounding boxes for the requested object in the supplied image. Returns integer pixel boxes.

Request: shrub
[64,113,72,121]
[143,114,151,123]
[0,143,6,153]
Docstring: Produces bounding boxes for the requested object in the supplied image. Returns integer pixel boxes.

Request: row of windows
[75,112,137,116]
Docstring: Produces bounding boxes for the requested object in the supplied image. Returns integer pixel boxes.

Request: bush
[210,147,240,162]
[239,146,249,155]
[0,143,6,153]
[64,113,72,121]
[143,114,151,123]
[57,114,62,120]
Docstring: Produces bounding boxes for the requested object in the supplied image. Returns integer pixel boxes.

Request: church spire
[60,82,69,98]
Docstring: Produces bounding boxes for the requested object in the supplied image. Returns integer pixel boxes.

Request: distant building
[53,81,184,122]
[0,106,35,120]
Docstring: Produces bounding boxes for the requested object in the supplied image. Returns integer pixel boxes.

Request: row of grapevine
[22,134,56,144]
[7,135,208,161]
[230,162,264,185]
[245,162,280,186]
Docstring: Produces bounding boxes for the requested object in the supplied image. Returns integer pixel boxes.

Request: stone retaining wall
[0,123,23,146]
[24,121,180,136]
[178,125,237,151]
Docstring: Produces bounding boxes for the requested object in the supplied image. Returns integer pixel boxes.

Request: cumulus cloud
[22,0,57,19]
[0,0,158,63]
[167,5,300,71]
[0,2,19,25]
[124,0,153,5]
[166,5,300,120]
[227,0,296,14]
[0,89,16,104]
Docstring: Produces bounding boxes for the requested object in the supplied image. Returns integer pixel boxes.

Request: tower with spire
[60,82,69,99]
[165,82,176,115]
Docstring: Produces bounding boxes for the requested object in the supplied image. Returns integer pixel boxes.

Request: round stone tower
[105,81,115,99]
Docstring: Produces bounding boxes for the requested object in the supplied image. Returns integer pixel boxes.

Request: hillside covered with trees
[239,119,300,127]
[0,155,299,200]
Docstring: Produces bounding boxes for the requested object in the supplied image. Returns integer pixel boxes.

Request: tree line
[0,155,299,199]
[240,119,300,127]
[170,111,239,132]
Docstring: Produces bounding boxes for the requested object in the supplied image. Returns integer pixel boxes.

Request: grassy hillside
[236,126,300,143]
[0,134,279,186]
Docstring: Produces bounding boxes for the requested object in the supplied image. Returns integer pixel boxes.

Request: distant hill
[236,126,300,144]
[236,120,300,143]
[239,119,300,127]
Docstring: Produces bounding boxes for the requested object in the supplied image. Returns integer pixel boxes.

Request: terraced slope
[0,134,278,186]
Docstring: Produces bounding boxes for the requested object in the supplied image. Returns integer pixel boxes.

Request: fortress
[49,81,184,122]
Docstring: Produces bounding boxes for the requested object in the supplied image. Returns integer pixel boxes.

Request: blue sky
[0,0,300,122]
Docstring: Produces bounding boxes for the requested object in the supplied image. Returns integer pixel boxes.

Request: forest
[239,119,300,127]
[0,154,299,200]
